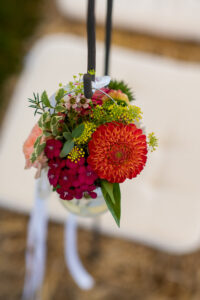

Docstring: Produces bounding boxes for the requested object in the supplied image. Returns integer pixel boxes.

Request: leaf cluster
[28,91,53,116]
[101,180,121,227]
[60,123,85,157]
[30,136,46,163]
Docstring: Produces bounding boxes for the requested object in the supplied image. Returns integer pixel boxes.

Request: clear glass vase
[60,188,108,217]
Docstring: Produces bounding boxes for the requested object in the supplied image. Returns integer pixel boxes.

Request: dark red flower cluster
[45,139,98,201]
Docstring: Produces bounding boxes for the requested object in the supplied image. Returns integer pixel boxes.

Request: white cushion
[57,0,200,41]
[1,34,200,253]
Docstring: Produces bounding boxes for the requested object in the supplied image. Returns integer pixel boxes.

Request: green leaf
[43,131,52,137]
[41,91,52,108]
[101,183,121,227]
[36,143,46,156]
[113,183,121,204]
[34,136,42,149]
[29,105,37,108]
[30,152,37,163]
[62,123,70,132]
[53,184,61,191]
[63,132,73,140]
[60,140,74,158]
[55,88,65,102]
[101,180,115,204]
[72,123,85,138]
[50,115,63,136]
[55,104,66,112]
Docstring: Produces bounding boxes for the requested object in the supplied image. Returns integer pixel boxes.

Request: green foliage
[60,140,74,158]
[148,132,158,152]
[101,180,121,227]
[30,135,46,163]
[92,102,142,126]
[72,123,85,138]
[55,104,66,113]
[28,93,45,116]
[63,132,73,140]
[41,91,52,108]
[36,143,46,156]
[50,115,63,136]
[38,111,51,131]
[55,88,65,103]
[108,80,134,102]
[29,90,54,115]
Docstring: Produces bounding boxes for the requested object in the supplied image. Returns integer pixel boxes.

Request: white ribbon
[22,171,50,300]
[64,214,95,290]
[23,172,94,298]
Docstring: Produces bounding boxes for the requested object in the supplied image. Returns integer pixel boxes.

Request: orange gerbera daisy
[88,122,147,183]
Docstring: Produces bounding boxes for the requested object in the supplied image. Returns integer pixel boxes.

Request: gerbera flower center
[109,144,131,164]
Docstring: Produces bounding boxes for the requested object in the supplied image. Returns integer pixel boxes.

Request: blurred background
[1,0,200,299]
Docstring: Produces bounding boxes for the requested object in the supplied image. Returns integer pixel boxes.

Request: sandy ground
[1,208,200,300]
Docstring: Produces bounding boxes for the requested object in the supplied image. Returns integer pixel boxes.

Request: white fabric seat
[57,0,200,41]
[1,34,200,253]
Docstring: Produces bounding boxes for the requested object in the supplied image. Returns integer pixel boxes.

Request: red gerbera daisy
[87,122,147,183]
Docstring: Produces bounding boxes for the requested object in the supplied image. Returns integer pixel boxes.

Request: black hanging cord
[84,0,113,98]
[87,0,96,78]
[104,0,113,76]
[84,0,96,98]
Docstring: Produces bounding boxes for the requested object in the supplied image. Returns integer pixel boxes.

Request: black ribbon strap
[84,0,96,98]
[104,0,113,76]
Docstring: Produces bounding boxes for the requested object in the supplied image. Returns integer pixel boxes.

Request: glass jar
[60,188,108,217]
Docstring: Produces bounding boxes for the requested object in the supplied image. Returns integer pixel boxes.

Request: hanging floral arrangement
[23,74,158,226]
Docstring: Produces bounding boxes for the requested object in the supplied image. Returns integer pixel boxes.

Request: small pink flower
[78,165,98,185]
[74,188,83,199]
[80,184,97,192]
[48,168,60,187]
[57,187,74,201]
[59,169,75,188]
[66,159,79,169]
[45,139,63,159]
[79,96,90,109]
[78,157,85,166]
[89,191,97,199]
[65,102,71,110]
[48,157,65,170]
